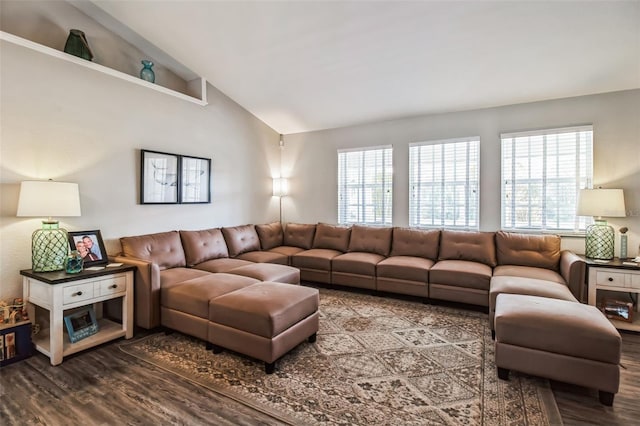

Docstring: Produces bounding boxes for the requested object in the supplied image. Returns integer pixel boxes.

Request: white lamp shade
[577,188,626,218]
[17,181,81,218]
[272,178,289,197]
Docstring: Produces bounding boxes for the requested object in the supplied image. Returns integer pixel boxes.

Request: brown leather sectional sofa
[116,222,585,330]
[116,222,625,404]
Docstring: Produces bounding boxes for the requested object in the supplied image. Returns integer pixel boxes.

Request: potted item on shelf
[64,29,93,61]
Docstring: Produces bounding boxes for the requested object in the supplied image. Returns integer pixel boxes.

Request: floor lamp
[577,188,626,260]
[17,180,81,271]
[273,177,289,222]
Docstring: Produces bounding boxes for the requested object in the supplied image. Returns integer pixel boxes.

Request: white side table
[585,258,640,331]
[21,265,135,365]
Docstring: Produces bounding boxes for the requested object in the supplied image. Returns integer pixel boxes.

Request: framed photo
[180,155,211,203]
[64,307,98,343]
[141,149,179,204]
[601,299,633,323]
[68,230,108,266]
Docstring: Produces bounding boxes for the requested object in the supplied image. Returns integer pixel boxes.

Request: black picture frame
[180,154,211,204]
[140,149,179,204]
[64,306,98,343]
[68,230,108,266]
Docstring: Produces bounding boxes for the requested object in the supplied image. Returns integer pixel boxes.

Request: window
[501,125,593,232]
[409,137,480,229]
[338,146,392,225]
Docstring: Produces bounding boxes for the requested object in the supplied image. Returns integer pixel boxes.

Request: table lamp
[577,188,626,260]
[17,180,81,271]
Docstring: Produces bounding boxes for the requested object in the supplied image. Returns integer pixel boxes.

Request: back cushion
[283,223,316,249]
[221,225,261,257]
[438,230,497,267]
[348,225,392,256]
[390,227,440,260]
[255,222,284,250]
[496,231,561,271]
[120,230,186,270]
[179,229,229,266]
[313,223,351,252]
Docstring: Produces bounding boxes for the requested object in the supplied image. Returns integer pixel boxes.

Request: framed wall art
[68,230,108,266]
[141,149,179,204]
[139,149,212,204]
[180,155,211,203]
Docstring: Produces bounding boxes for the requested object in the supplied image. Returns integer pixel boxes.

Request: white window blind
[338,145,392,225]
[409,137,480,229]
[501,125,593,232]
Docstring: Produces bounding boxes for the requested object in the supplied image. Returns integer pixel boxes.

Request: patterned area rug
[120,288,562,425]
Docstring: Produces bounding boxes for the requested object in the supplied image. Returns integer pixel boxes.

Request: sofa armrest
[114,255,161,329]
[559,250,586,302]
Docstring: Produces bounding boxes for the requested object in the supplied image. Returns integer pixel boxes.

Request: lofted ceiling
[91,0,640,134]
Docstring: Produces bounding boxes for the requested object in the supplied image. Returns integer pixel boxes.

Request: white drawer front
[63,282,94,305]
[595,271,627,287]
[631,274,640,290]
[97,276,126,296]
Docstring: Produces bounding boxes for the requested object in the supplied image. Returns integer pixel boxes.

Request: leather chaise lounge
[117,221,621,404]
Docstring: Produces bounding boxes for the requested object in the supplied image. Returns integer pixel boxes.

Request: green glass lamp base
[31,222,69,272]
[585,220,615,260]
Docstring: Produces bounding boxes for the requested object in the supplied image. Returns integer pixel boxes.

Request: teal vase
[140,60,155,83]
[65,250,84,274]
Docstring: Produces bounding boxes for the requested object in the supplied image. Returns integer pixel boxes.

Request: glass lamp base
[31,225,69,272]
[585,221,615,260]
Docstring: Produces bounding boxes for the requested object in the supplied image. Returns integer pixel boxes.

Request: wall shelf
[1,31,208,106]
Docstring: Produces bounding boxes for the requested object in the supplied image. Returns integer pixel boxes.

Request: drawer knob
[109,284,118,289]
[73,291,83,296]
[608,277,613,282]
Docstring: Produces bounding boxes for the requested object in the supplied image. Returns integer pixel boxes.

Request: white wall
[282,89,640,256]
[0,38,281,300]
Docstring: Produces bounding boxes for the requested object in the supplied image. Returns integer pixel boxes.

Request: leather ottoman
[208,282,319,373]
[494,293,621,405]
[227,263,300,284]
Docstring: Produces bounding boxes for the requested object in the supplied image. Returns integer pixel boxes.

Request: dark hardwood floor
[1,330,638,425]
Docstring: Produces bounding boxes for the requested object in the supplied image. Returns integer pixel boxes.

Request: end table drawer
[97,276,126,296]
[632,274,640,289]
[63,283,94,305]
[595,271,627,287]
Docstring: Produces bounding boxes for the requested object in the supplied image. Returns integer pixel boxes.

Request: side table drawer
[63,282,94,305]
[632,274,640,290]
[595,271,627,287]
[96,276,126,297]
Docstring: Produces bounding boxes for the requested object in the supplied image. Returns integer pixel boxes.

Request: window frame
[500,125,593,233]
[409,136,480,230]
[337,145,393,226]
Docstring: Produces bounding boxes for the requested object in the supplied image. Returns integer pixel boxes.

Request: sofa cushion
[496,231,561,271]
[292,248,342,271]
[438,230,497,267]
[332,252,385,276]
[493,265,565,285]
[237,251,288,265]
[226,263,300,284]
[377,256,434,283]
[221,225,261,257]
[430,260,493,290]
[490,276,577,317]
[269,246,305,257]
[161,273,259,318]
[390,227,440,260]
[193,258,253,273]
[120,230,187,270]
[159,267,210,289]
[283,223,316,249]
[348,225,392,256]
[179,228,229,266]
[255,222,284,250]
[313,223,351,252]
